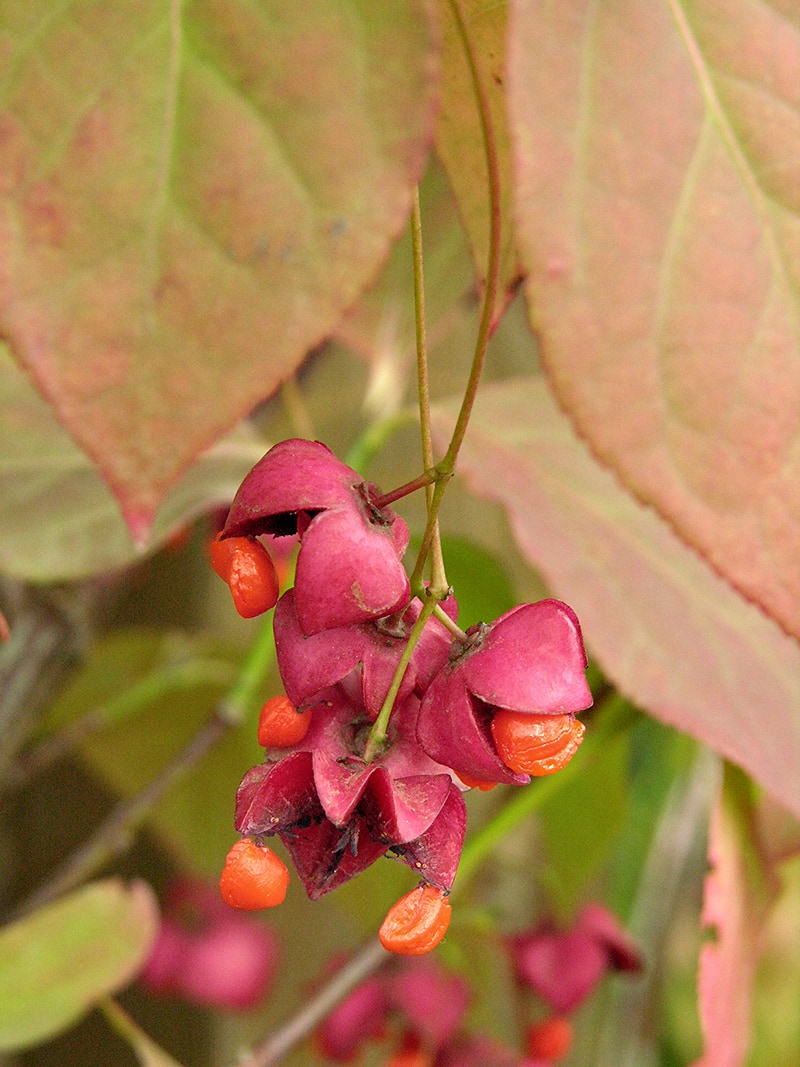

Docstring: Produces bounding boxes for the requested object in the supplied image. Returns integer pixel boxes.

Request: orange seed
[379,884,452,956]
[219,838,289,910]
[211,533,279,618]
[257,694,311,748]
[491,711,584,776]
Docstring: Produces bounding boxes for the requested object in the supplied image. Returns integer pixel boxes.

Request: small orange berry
[219,838,289,910]
[211,533,279,618]
[491,711,585,776]
[257,695,311,748]
[526,1016,574,1061]
[379,884,452,956]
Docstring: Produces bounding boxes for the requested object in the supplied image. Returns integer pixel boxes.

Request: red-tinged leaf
[754,794,800,867]
[692,768,776,1067]
[0,345,267,581]
[434,0,519,318]
[507,0,800,640]
[0,1,438,539]
[432,376,800,818]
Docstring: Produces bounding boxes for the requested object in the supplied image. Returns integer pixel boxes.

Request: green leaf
[0,346,268,581]
[537,716,630,922]
[438,534,516,629]
[507,0,800,640]
[0,880,158,1053]
[0,1,437,538]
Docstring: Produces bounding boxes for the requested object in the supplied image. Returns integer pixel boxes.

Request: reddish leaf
[0,345,267,581]
[433,376,800,819]
[693,769,775,1067]
[507,0,800,640]
[0,1,437,539]
[434,0,519,318]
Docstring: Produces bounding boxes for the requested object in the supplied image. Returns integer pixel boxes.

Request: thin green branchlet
[223,4,595,1061]
[363,0,502,761]
[361,594,438,763]
[411,0,502,586]
[410,185,448,601]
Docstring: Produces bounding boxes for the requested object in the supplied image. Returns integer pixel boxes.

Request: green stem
[362,595,438,762]
[409,0,502,591]
[411,186,448,597]
[432,602,467,642]
[218,612,277,726]
[372,466,440,509]
[360,181,456,759]
[440,0,502,462]
[409,475,451,594]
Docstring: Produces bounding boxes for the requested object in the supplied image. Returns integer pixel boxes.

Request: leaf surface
[507,0,800,639]
[0,880,158,1053]
[432,376,800,818]
[0,1,437,538]
[692,769,775,1067]
[434,0,519,317]
[0,345,267,581]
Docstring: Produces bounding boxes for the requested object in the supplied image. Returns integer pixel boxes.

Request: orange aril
[219,838,289,910]
[210,533,279,618]
[526,1015,574,1061]
[491,711,584,776]
[257,695,311,748]
[379,884,452,956]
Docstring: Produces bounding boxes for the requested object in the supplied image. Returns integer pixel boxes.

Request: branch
[236,939,390,1067]
[0,585,89,787]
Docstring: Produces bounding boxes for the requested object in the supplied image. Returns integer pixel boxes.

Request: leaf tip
[121,503,158,549]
